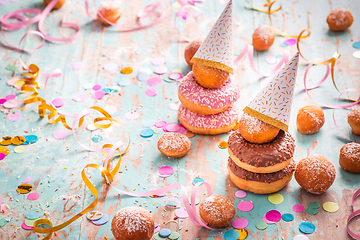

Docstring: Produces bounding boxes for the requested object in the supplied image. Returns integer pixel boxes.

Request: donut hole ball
[192,63,229,89]
[157,133,191,158]
[339,142,360,173]
[296,105,325,135]
[97,1,123,25]
[326,8,353,31]
[199,195,235,228]
[239,113,280,144]
[43,0,66,9]
[184,37,204,67]
[111,207,155,240]
[295,154,336,194]
[348,108,360,135]
[252,25,276,51]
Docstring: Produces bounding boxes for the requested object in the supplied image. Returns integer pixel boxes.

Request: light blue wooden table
[0,0,359,239]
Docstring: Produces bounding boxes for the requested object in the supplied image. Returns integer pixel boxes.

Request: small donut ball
[239,113,280,144]
[252,25,276,51]
[192,63,229,89]
[199,195,235,228]
[184,37,204,67]
[339,142,360,173]
[111,207,155,240]
[295,154,336,194]
[97,1,123,25]
[348,108,360,135]
[326,8,353,31]
[296,105,325,135]
[43,0,66,9]
[158,133,191,158]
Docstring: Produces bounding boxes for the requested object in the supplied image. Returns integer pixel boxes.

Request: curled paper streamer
[174,4,203,42]
[347,189,360,239]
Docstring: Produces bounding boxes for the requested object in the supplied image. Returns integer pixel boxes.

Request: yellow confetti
[232,121,239,130]
[17,184,33,194]
[237,228,248,239]
[14,146,26,153]
[0,146,10,156]
[218,141,228,149]
[120,67,133,74]
[11,136,26,145]
[323,202,339,213]
[268,193,284,204]
[0,136,12,146]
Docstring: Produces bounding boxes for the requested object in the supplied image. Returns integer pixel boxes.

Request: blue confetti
[353,42,360,49]
[140,129,154,138]
[280,42,287,47]
[159,228,171,238]
[137,72,150,81]
[223,229,239,240]
[92,135,103,143]
[281,213,294,222]
[192,177,204,186]
[117,78,132,86]
[92,214,109,225]
[142,119,156,128]
[24,135,39,144]
[101,88,112,94]
[26,209,43,220]
[299,222,315,234]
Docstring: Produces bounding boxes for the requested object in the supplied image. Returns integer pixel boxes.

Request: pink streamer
[174,5,203,42]
[347,189,360,239]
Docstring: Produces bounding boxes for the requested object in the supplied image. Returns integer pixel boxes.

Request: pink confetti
[0,99,6,104]
[166,123,180,132]
[92,91,105,100]
[232,218,249,229]
[145,88,158,97]
[154,121,166,128]
[263,214,276,224]
[53,130,68,139]
[235,190,247,198]
[169,103,179,111]
[22,222,33,230]
[238,201,253,212]
[146,76,162,86]
[265,56,277,64]
[175,208,188,219]
[7,112,21,121]
[72,62,85,70]
[154,66,168,75]
[3,99,17,108]
[22,177,32,184]
[174,126,188,135]
[292,204,305,212]
[108,70,119,74]
[265,210,282,222]
[73,94,87,102]
[125,111,139,120]
[7,78,20,86]
[151,57,165,66]
[168,72,183,81]
[51,97,66,108]
[27,193,39,201]
[158,166,173,176]
[0,153,5,160]
[5,94,15,100]
[284,38,297,46]
[92,84,101,91]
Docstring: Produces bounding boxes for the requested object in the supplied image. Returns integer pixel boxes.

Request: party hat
[190,0,233,74]
[243,52,300,131]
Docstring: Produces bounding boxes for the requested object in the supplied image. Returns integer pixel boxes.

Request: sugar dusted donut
[228,130,295,173]
[252,25,275,51]
[348,108,360,135]
[111,207,155,240]
[339,142,360,173]
[227,158,295,194]
[97,0,123,25]
[294,154,336,194]
[296,105,325,135]
[178,72,240,115]
[192,63,230,89]
[184,37,204,67]
[239,113,280,144]
[43,0,66,9]
[177,104,238,135]
[157,132,191,158]
[199,195,235,228]
[327,8,353,31]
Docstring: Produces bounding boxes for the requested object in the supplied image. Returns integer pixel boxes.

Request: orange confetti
[120,67,133,74]
[232,122,239,130]
[218,141,228,149]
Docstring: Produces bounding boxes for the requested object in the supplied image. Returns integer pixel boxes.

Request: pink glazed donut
[178,72,240,115]
[178,104,238,135]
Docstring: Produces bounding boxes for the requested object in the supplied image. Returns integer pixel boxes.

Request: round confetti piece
[292,204,305,212]
[73,93,87,102]
[262,214,276,224]
[175,208,188,219]
[92,135,103,143]
[22,221,33,230]
[142,119,156,128]
[24,135,39,144]
[5,94,16,100]
[86,210,103,221]
[83,83,94,89]
[293,234,310,240]
[92,90,106,100]
[308,201,320,209]
[151,57,165,66]
[232,217,248,229]
[22,176,32,184]
[323,202,339,213]
[0,122,5,132]
[224,229,240,240]
[255,221,268,230]
[14,145,25,153]
[11,136,26,145]
[54,130,68,139]
[168,72,182,81]
[0,219,7,227]
[0,99,6,104]
[7,112,21,121]
[218,141,228,149]
[353,51,360,59]
[146,76,162,86]
[0,146,10,156]
[159,228,171,238]
[284,38,297,46]
[92,84,101,91]
[158,166,173,176]
[166,198,181,208]
[7,78,19,86]
[152,232,167,240]
[145,87,158,97]
[192,177,204,186]
[124,111,139,120]
[353,42,360,49]
[104,63,118,71]
[235,190,247,199]
[265,56,277,64]
[280,42,287,47]
[306,207,318,215]
[268,193,284,204]
[25,218,39,227]
[265,210,282,222]
[72,62,84,70]
[168,231,180,239]
[154,66,168,75]
[101,88,112,94]
[27,192,39,201]
[169,103,179,111]
[238,201,253,212]
[26,209,42,219]
[299,222,315,234]
[140,128,154,138]
[121,67,133,74]
[0,136,12,145]
[154,121,167,128]
[117,78,132,86]
[237,228,248,240]
[92,214,109,225]
[137,71,150,81]
[51,97,66,108]
[0,153,5,160]
[17,183,32,194]
[165,123,180,132]
[281,213,294,222]
[4,99,18,108]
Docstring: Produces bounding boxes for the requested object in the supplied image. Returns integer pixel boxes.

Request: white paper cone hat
[243,52,300,131]
[190,0,234,74]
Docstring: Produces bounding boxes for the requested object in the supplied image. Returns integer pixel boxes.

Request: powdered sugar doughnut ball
[157,133,191,158]
[43,0,66,9]
[339,142,360,173]
[327,8,353,31]
[348,108,360,135]
[252,25,275,51]
[97,0,123,25]
[184,37,204,67]
[111,207,155,240]
[296,105,325,135]
[199,195,235,228]
[295,155,336,194]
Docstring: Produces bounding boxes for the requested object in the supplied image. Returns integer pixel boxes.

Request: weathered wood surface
[0,0,359,239]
